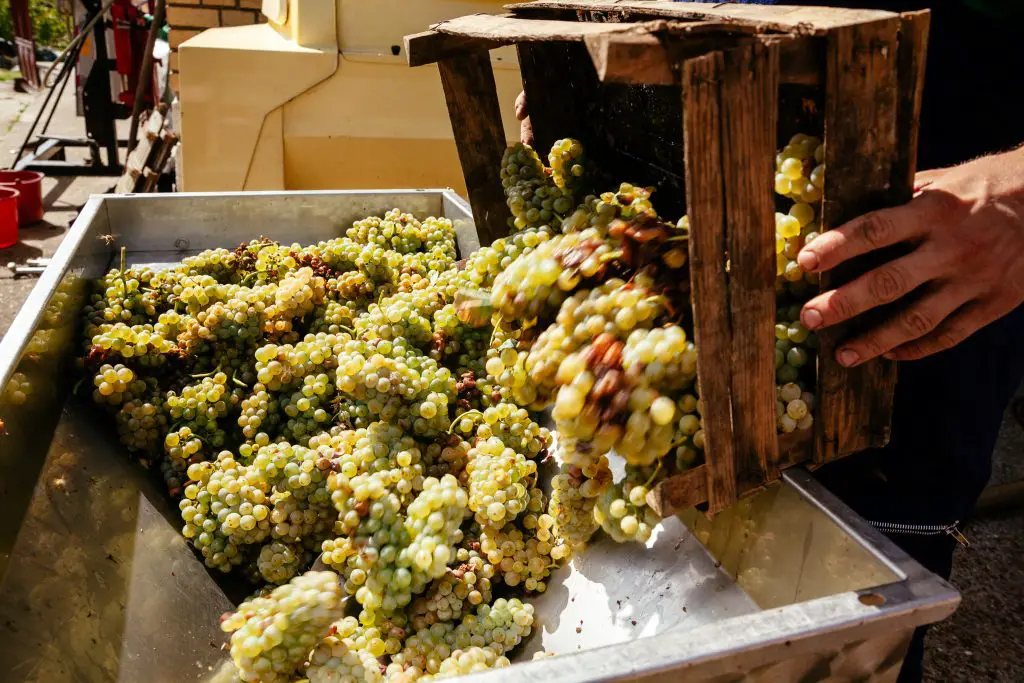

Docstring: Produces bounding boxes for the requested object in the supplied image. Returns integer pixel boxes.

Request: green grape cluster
[491,228,619,324]
[547,460,609,550]
[334,338,455,436]
[307,632,385,683]
[671,391,704,471]
[279,373,335,446]
[91,363,145,405]
[593,465,664,544]
[772,129,823,436]
[547,282,680,466]
[89,323,177,366]
[348,209,429,254]
[263,267,327,337]
[465,436,536,529]
[501,143,571,232]
[777,381,815,434]
[257,540,306,584]
[479,519,564,592]
[220,571,344,683]
[355,289,446,349]
[310,298,362,335]
[459,228,553,290]
[774,133,825,204]
[76,128,828,679]
[409,557,494,632]
[548,137,587,193]
[116,390,166,454]
[433,647,511,678]
[2,371,31,405]
[178,247,239,280]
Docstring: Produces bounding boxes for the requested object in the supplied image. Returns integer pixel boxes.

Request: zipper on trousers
[867,519,970,547]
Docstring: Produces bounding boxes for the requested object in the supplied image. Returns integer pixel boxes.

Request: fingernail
[838,349,860,367]
[802,308,823,330]
[797,249,819,271]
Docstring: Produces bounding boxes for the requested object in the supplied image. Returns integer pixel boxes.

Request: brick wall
[167,0,262,92]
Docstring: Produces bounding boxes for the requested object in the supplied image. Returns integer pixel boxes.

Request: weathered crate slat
[506,1,894,33]
[405,2,929,517]
[586,30,821,87]
[411,14,821,87]
[436,51,509,245]
[682,50,737,515]
[815,16,901,464]
[721,41,781,497]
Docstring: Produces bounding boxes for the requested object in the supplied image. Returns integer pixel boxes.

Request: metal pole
[87,0,120,170]
[127,0,166,155]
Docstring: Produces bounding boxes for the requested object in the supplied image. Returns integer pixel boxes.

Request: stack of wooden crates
[404,1,929,516]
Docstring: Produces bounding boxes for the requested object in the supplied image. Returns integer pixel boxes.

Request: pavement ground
[0,80,1020,682]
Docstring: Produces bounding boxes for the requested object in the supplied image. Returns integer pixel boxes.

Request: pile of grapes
[77,133,823,682]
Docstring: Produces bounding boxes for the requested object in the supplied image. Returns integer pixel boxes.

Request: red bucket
[0,171,44,226]
[0,187,19,248]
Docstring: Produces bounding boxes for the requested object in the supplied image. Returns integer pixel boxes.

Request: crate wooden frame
[405,2,930,516]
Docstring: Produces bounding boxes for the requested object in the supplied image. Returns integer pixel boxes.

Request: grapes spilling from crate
[76,133,823,681]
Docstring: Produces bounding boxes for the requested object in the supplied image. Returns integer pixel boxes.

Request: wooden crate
[405,1,930,516]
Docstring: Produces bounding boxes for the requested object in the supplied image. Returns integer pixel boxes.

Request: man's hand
[798,146,1024,366]
[515,91,533,146]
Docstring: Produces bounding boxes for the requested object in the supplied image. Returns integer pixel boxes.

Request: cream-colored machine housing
[177,0,522,193]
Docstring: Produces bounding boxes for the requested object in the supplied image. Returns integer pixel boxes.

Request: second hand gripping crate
[404,1,930,516]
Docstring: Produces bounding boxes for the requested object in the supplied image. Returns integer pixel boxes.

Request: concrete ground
[0,80,1021,681]
[0,79,121,338]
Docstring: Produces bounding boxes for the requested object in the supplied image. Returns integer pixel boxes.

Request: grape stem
[119,246,130,309]
[642,460,663,489]
[449,409,483,434]
[189,365,221,379]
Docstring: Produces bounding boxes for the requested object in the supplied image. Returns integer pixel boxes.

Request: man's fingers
[797,193,946,273]
[515,91,528,122]
[799,251,938,331]
[913,167,944,193]
[520,116,534,146]
[881,301,994,362]
[832,286,971,366]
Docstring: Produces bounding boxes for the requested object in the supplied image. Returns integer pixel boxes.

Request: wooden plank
[507,2,899,35]
[437,51,509,245]
[682,51,736,516]
[646,465,708,518]
[585,30,820,86]
[404,29,504,67]
[720,41,780,495]
[815,17,901,464]
[892,11,930,199]
[777,429,814,468]
[648,431,811,517]
[434,13,683,43]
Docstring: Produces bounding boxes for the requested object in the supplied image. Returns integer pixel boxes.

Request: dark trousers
[814,304,1024,683]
